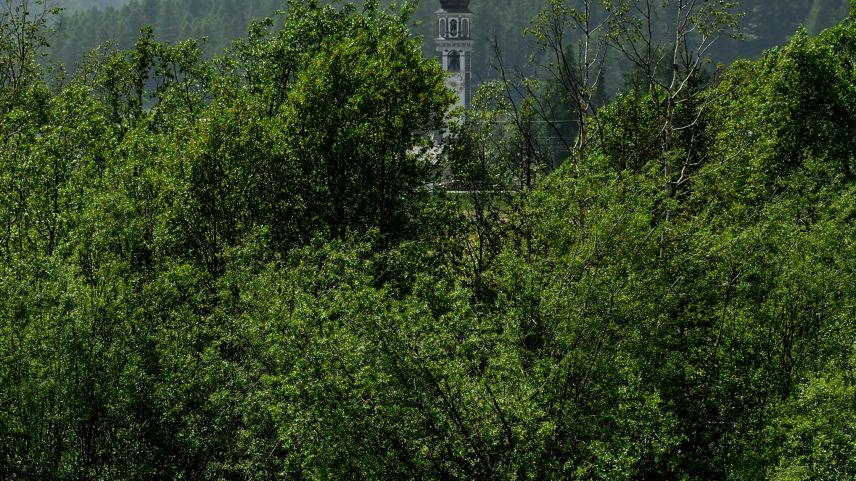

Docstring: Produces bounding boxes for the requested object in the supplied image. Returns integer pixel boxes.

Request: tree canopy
[2,0,856,479]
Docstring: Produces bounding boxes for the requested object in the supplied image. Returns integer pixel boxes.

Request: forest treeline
[3,0,856,479]
[49,0,852,84]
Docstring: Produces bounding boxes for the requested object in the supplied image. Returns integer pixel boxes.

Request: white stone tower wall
[435,1,473,109]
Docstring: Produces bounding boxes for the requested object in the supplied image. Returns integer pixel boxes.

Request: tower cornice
[438,0,470,11]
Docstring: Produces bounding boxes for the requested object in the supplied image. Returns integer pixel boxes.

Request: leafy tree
[0,0,58,106]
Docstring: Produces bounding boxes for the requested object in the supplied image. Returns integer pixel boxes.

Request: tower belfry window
[449,19,458,38]
[447,50,460,71]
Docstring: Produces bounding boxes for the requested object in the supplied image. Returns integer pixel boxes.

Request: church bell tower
[436,0,473,110]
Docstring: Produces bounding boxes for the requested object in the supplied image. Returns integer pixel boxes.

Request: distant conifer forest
[49,0,850,82]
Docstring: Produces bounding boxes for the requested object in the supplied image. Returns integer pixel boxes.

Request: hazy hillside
[716,0,851,61]
[56,0,129,13]
[49,0,852,81]
[51,0,284,67]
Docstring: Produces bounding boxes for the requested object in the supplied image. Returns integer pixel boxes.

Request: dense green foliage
[3,0,856,479]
